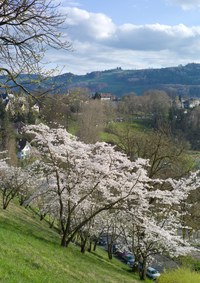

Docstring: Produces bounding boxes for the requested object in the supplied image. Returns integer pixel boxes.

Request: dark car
[122,253,135,266]
[98,238,107,246]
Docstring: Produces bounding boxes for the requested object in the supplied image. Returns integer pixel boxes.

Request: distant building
[183,98,200,109]
[175,95,200,110]
[100,93,113,101]
[93,92,116,101]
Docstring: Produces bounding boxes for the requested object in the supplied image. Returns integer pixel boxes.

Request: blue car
[121,252,135,266]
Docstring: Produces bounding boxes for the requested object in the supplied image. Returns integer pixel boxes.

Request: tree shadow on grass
[0,216,59,247]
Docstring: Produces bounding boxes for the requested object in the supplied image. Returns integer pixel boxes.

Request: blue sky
[69,0,199,26]
[45,0,200,74]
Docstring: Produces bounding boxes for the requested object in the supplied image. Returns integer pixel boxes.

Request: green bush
[179,255,200,272]
[157,267,200,283]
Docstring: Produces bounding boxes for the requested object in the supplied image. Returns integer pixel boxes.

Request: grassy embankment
[0,200,148,283]
[100,119,150,143]
[157,267,200,283]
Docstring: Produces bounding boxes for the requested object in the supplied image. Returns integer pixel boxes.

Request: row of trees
[3,84,200,156]
[0,124,200,280]
[36,88,200,152]
[119,90,200,150]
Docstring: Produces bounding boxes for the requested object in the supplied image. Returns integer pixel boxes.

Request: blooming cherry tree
[0,158,40,209]
[23,123,200,280]
[120,172,200,280]
[25,124,152,247]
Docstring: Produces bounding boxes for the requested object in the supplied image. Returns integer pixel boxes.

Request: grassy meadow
[0,200,147,283]
[157,267,200,283]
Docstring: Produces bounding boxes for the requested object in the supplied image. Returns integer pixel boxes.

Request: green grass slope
[0,202,144,283]
[157,267,200,283]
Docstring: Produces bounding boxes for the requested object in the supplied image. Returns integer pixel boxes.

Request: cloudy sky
[45,0,200,74]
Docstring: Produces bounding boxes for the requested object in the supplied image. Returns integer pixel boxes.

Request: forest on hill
[2,63,200,97]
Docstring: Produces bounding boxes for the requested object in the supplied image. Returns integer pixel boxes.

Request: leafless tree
[78,100,108,144]
[0,0,71,94]
[108,125,193,179]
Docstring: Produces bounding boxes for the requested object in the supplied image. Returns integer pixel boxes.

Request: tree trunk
[107,243,113,260]
[88,239,92,252]
[132,262,139,273]
[2,196,9,209]
[61,234,67,247]
[49,218,55,228]
[40,214,46,221]
[61,226,70,247]
[93,239,98,251]
[19,196,25,206]
[65,236,73,248]
[81,241,86,254]
[2,192,8,209]
[60,215,71,247]
[80,234,87,254]
[139,258,147,281]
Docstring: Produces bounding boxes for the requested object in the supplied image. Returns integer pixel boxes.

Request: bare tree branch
[0,0,71,95]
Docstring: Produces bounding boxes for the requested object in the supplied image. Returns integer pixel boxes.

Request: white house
[17,139,31,159]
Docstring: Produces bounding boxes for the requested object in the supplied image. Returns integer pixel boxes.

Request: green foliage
[157,267,200,283]
[0,201,144,283]
[179,256,200,272]
[5,63,200,97]
[103,121,193,179]
[101,121,149,149]
[10,64,200,97]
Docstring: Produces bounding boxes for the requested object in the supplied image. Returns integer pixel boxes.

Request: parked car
[126,258,135,268]
[98,238,107,246]
[146,267,160,280]
[123,253,135,265]
[114,250,124,258]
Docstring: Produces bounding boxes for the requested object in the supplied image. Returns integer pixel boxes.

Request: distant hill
[2,63,200,97]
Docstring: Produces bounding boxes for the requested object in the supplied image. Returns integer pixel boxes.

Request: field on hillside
[0,201,147,283]
[158,267,200,283]
[100,119,151,142]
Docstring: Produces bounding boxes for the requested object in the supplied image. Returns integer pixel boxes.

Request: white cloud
[169,0,200,10]
[110,23,199,51]
[62,7,116,40]
[45,43,200,75]
[63,8,200,51]
[43,7,200,74]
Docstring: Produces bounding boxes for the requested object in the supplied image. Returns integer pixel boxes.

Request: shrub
[157,267,200,283]
[179,256,200,272]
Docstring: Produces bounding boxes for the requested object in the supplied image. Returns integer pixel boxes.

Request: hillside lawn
[100,119,151,143]
[158,267,200,283]
[0,200,150,283]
